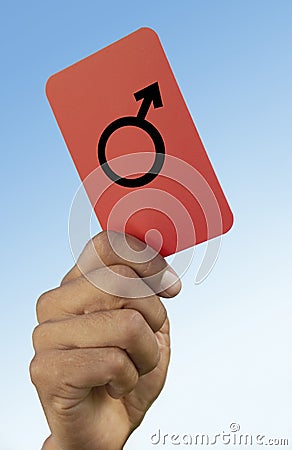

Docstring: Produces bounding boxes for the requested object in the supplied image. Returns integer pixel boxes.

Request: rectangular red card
[46,27,233,257]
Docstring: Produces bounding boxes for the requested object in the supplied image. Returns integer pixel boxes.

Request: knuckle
[32,325,40,349]
[83,231,117,267]
[110,348,128,373]
[129,309,146,329]
[32,323,49,350]
[111,264,136,279]
[109,265,138,298]
[91,230,111,254]
[67,274,86,292]
[123,309,147,340]
[30,352,66,389]
[36,291,51,322]
[29,354,44,385]
[109,348,138,388]
[109,265,155,300]
[148,348,161,372]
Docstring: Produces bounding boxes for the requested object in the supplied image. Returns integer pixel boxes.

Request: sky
[1,0,292,448]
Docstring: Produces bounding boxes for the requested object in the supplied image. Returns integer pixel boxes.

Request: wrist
[42,436,61,450]
[42,433,128,450]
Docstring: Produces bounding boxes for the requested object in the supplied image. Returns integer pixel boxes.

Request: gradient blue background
[1,1,292,448]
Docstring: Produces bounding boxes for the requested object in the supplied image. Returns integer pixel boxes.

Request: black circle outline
[98,116,165,188]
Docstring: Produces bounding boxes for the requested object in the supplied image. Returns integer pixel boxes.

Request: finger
[37,265,166,332]
[62,231,181,297]
[30,347,139,402]
[128,317,171,410]
[32,309,160,375]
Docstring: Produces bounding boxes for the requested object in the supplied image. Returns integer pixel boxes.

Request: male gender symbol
[97,82,165,188]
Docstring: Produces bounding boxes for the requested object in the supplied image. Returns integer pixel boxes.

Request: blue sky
[1,1,292,448]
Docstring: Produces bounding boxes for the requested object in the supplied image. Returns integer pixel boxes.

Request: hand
[30,231,181,450]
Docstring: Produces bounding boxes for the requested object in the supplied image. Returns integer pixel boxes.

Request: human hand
[30,231,181,450]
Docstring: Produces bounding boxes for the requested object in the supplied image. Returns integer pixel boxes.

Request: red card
[46,27,233,257]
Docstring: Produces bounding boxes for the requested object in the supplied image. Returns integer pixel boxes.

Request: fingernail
[159,269,181,297]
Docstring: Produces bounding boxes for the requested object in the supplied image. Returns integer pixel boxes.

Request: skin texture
[30,231,181,450]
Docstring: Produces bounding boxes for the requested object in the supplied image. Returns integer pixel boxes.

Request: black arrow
[134,82,163,120]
